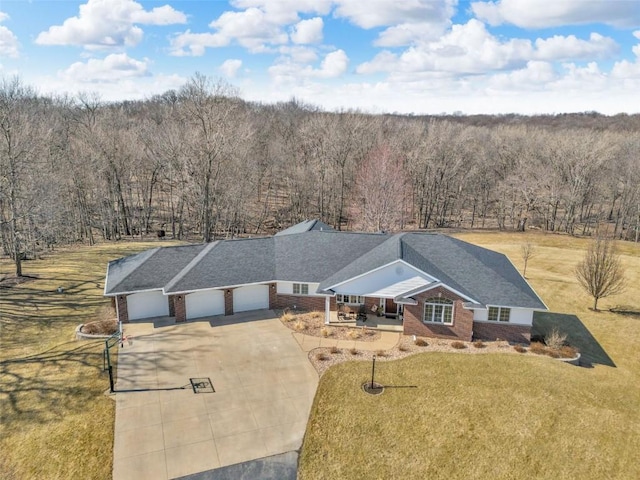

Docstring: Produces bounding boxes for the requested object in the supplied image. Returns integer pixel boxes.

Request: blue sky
[1,0,640,114]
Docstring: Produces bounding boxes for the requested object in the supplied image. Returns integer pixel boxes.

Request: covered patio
[328,310,404,332]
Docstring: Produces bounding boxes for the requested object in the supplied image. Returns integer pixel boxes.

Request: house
[104,220,547,343]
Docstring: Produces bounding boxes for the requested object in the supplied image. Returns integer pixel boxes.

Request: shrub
[315,352,329,361]
[346,329,360,340]
[560,345,578,358]
[545,328,567,351]
[349,347,359,355]
[329,345,340,354]
[375,349,387,357]
[281,312,295,323]
[398,344,409,352]
[293,320,307,331]
[514,345,527,353]
[310,311,324,319]
[321,326,332,337]
[414,337,428,347]
[451,341,466,349]
[473,340,486,349]
[529,342,546,355]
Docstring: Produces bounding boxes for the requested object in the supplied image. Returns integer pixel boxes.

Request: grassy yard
[0,241,178,479]
[299,232,640,480]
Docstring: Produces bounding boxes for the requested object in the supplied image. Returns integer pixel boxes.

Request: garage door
[186,289,225,319]
[233,285,269,313]
[126,291,169,320]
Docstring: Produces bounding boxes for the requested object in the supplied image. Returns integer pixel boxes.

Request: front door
[384,298,398,318]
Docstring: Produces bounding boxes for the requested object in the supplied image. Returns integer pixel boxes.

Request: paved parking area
[112,311,318,480]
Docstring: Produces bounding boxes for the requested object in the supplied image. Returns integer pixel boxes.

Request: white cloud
[269,49,349,84]
[611,31,640,79]
[171,1,331,55]
[60,53,150,83]
[279,45,319,63]
[0,12,19,58]
[534,33,618,61]
[334,0,456,46]
[488,61,557,90]
[291,17,323,44]
[36,0,186,49]
[220,59,243,78]
[471,0,640,28]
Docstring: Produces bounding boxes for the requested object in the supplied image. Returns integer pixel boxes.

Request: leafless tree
[575,237,626,310]
[521,241,536,278]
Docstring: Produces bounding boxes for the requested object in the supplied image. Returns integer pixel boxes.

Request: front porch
[328,310,404,332]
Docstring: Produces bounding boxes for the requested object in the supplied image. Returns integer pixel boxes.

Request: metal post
[371,354,376,389]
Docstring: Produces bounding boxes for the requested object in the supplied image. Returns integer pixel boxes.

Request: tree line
[1,74,639,276]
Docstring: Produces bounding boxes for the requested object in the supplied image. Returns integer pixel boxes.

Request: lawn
[299,232,640,480]
[0,241,178,479]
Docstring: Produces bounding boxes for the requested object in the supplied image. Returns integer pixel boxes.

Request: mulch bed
[279,310,381,342]
[80,319,118,335]
[0,274,38,288]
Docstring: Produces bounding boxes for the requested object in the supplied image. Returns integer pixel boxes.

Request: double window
[423,298,454,325]
[488,306,511,322]
[293,283,309,295]
[336,294,365,304]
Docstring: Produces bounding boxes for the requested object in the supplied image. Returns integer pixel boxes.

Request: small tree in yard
[575,237,625,311]
[521,241,536,278]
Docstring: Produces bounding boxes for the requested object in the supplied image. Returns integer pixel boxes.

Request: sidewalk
[292,330,400,352]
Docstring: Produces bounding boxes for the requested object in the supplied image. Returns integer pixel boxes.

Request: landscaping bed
[279,310,381,342]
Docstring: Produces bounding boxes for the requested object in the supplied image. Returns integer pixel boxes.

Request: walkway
[292,330,400,352]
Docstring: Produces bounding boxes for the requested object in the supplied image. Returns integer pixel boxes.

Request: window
[423,298,454,325]
[488,306,510,322]
[293,283,309,295]
[336,294,365,304]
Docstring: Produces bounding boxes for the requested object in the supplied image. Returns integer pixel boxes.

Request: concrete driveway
[112,311,318,480]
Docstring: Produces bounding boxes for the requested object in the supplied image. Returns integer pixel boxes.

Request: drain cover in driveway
[190,377,215,394]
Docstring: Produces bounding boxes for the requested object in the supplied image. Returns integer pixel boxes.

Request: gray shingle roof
[274,219,334,236]
[104,221,546,310]
[104,244,206,295]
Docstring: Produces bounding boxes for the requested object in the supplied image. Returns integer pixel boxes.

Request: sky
[1,0,640,115]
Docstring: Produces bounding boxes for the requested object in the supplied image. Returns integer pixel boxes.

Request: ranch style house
[104,220,547,343]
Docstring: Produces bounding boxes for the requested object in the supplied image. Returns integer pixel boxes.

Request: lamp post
[371,354,376,390]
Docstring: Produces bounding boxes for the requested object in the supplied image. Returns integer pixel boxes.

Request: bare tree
[575,237,626,310]
[521,241,536,278]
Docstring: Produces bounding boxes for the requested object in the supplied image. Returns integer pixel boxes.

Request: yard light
[371,354,376,390]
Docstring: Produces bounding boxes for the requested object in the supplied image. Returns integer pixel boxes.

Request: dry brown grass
[473,340,486,349]
[299,231,640,480]
[451,341,467,349]
[0,240,179,479]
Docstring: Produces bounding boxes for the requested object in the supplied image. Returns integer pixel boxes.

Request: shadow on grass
[532,312,615,368]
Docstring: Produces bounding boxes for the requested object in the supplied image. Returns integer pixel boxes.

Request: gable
[329,260,435,297]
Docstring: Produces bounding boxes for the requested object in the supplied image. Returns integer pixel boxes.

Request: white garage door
[186,289,225,319]
[126,291,169,320]
[233,285,269,313]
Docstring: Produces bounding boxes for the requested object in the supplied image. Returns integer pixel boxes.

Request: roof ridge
[164,241,218,293]
[107,247,161,294]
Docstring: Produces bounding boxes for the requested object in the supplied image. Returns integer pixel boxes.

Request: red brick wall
[473,322,531,344]
[116,295,129,323]
[174,295,186,322]
[274,294,336,312]
[403,287,473,341]
[224,289,234,316]
[269,283,277,309]
[168,295,176,317]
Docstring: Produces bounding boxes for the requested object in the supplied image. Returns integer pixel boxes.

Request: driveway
[112,311,318,480]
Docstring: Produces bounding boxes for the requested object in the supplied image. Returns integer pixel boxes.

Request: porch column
[324,296,331,325]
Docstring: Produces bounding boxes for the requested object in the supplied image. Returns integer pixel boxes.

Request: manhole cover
[190,377,215,394]
[362,381,384,395]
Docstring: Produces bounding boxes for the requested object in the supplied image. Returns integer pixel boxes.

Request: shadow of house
[532,312,615,368]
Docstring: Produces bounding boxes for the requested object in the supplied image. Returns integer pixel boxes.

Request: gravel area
[279,310,381,342]
[309,336,533,377]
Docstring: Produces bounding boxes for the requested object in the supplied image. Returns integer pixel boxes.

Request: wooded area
[1,75,639,275]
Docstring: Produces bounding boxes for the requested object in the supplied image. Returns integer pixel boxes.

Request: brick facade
[224,289,234,316]
[173,295,186,322]
[268,283,277,309]
[116,295,129,323]
[274,294,337,312]
[168,295,175,317]
[403,287,473,341]
[472,322,531,344]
